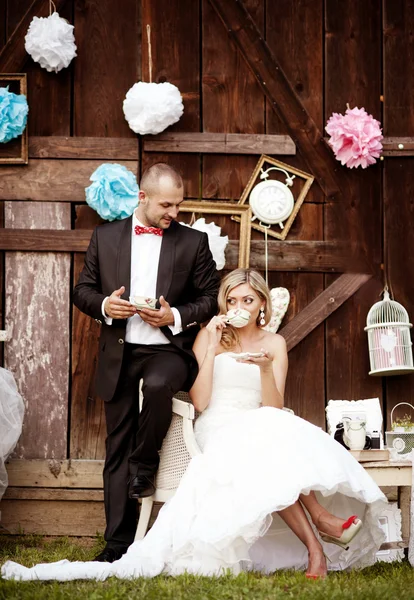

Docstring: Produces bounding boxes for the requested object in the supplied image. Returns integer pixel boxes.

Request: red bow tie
[134,225,163,236]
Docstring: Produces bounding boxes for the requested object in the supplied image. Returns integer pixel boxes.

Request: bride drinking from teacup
[2,269,386,582]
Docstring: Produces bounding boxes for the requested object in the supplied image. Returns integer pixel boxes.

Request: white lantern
[365,290,414,376]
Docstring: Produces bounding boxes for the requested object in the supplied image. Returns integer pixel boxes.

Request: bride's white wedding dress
[2,354,386,581]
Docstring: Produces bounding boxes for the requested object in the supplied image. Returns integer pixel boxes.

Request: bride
[2,269,386,581]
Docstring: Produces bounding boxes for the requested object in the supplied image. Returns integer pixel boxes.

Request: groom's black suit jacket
[73,217,220,402]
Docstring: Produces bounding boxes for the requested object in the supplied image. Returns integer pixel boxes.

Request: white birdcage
[365,289,414,376]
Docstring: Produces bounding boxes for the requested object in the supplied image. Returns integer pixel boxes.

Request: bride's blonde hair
[218,269,272,350]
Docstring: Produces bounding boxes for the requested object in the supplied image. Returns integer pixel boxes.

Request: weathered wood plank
[6,458,104,488]
[264,1,325,426]
[202,0,265,204]
[208,0,349,201]
[1,496,105,536]
[4,487,103,501]
[70,206,106,460]
[399,486,411,543]
[0,229,93,251]
[29,137,138,160]
[73,0,139,137]
[143,132,295,155]
[0,200,3,364]
[0,230,370,272]
[7,1,72,137]
[383,0,414,425]
[4,202,70,459]
[324,0,383,403]
[141,0,201,197]
[266,0,324,204]
[383,0,414,136]
[0,159,138,201]
[270,205,325,427]
[0,0,5,49]
[0,0,68,72]
[279,274,373,352]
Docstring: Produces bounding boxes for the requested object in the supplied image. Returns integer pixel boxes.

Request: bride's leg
[277,501,327,577]
[299,491,345,538]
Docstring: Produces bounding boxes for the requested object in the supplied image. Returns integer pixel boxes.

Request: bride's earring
[259,307,265,326]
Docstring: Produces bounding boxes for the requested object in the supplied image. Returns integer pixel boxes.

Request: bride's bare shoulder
[263,332,287,353]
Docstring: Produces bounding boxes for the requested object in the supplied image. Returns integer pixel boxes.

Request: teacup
[130,295,158,310]
[226,308,251,328]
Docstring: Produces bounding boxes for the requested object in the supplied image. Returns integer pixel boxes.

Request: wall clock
[249,166,295,229]
[232,155,314,241]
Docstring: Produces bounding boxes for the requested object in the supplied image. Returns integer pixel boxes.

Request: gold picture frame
[232,154,314,240]
[180,201,252,268]
[0,73,28,165]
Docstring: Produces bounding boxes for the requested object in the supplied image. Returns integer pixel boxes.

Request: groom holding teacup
[74,163,219,562]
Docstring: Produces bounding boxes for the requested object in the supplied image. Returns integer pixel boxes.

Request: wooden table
[362,460,412,560]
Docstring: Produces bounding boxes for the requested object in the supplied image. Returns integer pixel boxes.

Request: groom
[74,163,219,562]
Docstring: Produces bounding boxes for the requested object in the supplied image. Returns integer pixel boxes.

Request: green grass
[0,535,413,600]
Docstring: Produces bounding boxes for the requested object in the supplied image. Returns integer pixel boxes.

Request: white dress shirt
[101,214,182,344]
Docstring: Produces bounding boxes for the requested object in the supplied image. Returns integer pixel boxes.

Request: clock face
[249,180,295,226]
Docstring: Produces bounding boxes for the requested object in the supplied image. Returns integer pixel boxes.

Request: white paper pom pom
[123,81,184,135]
[25,12,77,73]
[180,218,228,270]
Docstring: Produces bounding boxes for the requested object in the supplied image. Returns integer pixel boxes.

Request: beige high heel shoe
[319,515,362,550]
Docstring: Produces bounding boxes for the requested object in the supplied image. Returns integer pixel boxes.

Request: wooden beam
[0,0,68,72]
[0,231,372,273]
[323,136,414,157]
[143,132,296,155]
[4,487,103,501]
[29,136,138,160]
[0,229,93,252]
[279,274,372,351]
[208,0,349,201]
[1,492,105,536]
[0,159,138,201]
[6,458,104,488]
[382,137,414,156]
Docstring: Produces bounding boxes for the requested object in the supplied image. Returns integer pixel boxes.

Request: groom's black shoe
[128,474,156,499]
[93,546,127,563]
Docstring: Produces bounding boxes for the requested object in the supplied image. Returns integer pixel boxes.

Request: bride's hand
[238,348,274,371]
[205,315,228,350]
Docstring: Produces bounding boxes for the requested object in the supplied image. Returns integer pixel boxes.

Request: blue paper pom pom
[85,163,139,221]
[0,86,29,143]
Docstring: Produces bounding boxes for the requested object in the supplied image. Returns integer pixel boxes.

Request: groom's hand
[104,286,137,319]
[138,296,175,327]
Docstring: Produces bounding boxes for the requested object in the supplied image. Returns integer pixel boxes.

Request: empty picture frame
[0,73,28,165]
[179,201,252,268]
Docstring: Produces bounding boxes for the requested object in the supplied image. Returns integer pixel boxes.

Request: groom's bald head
[140,163,183,196]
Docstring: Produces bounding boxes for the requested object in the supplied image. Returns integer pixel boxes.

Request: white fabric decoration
[25,12,77,73]
[180,218,228,270]
[264,288,290,333]
[325,398,384,448]
[123,81,184,135]
[0,368,25,502]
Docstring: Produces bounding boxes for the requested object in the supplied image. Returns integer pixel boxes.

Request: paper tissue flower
[123,81,184,135]
[85,164,139,221]
[325,106,383,169]
[264,288,290,333]
[25,12,77,73]
[180,218,228,270]
[0,87,28,143]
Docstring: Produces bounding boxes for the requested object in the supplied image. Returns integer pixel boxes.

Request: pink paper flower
[325,106,383,169]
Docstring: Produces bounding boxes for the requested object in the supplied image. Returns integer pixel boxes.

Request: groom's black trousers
[103,342,190,548]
